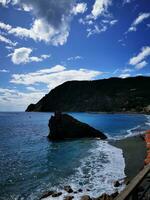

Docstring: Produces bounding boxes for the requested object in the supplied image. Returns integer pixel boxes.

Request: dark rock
[64,186,73,193]
[64,195,74,200]
[81,195,91,200]
[78,189,83,192]
[40,191,55,199]
[114,180,121,187]
[52,192,62,197]
[48,112,107,140]
[96,193,113,200]
[111,192,118,198]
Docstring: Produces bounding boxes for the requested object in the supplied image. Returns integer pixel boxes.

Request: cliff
[26,76,150,113]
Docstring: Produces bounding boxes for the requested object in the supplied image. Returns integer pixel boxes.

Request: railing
[114,164,150,200]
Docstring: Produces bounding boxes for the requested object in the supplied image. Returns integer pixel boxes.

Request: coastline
[86,111,150,115]
[110,135,147,181]
[25,111,150,115]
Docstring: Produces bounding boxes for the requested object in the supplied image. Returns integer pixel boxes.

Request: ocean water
[0,112,150,200]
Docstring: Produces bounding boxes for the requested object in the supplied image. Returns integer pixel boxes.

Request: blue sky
[0,0,150,111]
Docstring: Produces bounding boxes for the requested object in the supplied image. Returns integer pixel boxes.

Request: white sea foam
[145,115,150,127]
[107,124,145,141]
[125,125,142,138]
[43,140,126,200]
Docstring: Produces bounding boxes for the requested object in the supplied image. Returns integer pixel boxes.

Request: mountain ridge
[26,76,150,113]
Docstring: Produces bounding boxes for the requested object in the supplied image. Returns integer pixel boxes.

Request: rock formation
[48,112,107,140]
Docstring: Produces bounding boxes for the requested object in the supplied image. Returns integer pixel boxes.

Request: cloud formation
[128,13,150,32]
[67,56,83,61]
[0,34,17,46]
[119,73,130,78]
[9,47,50,64]
[135,61,147,69]
[0,87,46,111]
[129,46,150,69]
[0,0,10,6]
[91,0,112,19]
[0,0,77,45]
[10,65,102,90]
[78,0,117,37]
[0,69,9,73]
[72,3,87,15]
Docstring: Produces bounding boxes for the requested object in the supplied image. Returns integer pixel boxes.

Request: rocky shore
[40,185,120,200]
[40,134,147,200]
[39,113,148,200]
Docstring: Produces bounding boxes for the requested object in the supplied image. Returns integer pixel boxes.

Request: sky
[0,0,150,111]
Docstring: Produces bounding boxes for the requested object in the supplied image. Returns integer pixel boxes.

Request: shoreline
[40,136,147,200]
[86,111,150,115]
[110,135,147,181]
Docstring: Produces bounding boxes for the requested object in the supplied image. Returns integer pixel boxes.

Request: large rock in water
[48,112,107,140]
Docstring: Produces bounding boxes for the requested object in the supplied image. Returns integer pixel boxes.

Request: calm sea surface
[0,112,149,200]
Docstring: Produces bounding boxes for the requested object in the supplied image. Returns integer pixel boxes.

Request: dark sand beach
[111,135,147,180]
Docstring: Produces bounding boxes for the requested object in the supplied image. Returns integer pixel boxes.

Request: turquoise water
[0,112,149,200]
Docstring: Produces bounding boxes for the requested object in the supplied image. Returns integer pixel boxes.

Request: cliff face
[26,76,150,113]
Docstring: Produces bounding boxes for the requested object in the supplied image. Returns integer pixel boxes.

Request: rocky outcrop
[48,112,107,140]
[81,195,91,200]
[39,186,119,200]
[26,76,150,113]
[64,186,73,193]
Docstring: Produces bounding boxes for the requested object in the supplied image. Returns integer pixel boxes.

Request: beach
[111,135,147,181]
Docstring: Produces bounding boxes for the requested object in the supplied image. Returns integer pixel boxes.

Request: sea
[0,112,150,200]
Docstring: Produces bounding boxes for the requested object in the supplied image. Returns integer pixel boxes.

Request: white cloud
[133,13,150,26]
[135,61,148,69]
[9,47,50,64]
[0,0,77,46]
[0,87,46,111]
[8,19,70,46]
[5,46,13,50]
[128,13,150,32]
[0,69,9,73]
[78,0,116,37]
[91,0,112,19]
[0,21,12,31]
[10,65,103,90]
[41,54,50,59]
[112,68,133,76]
[110,20,118,25]
[67,56,83,61]
[87,24,107,37]
[119,73,130,78]
[0,34,17,46]
[122,68,132,73]
[129,46,150,68]
[0,0,10,6]
[72,3,87,15]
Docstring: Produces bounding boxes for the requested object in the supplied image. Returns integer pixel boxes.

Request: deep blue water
[0,112,149,200]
